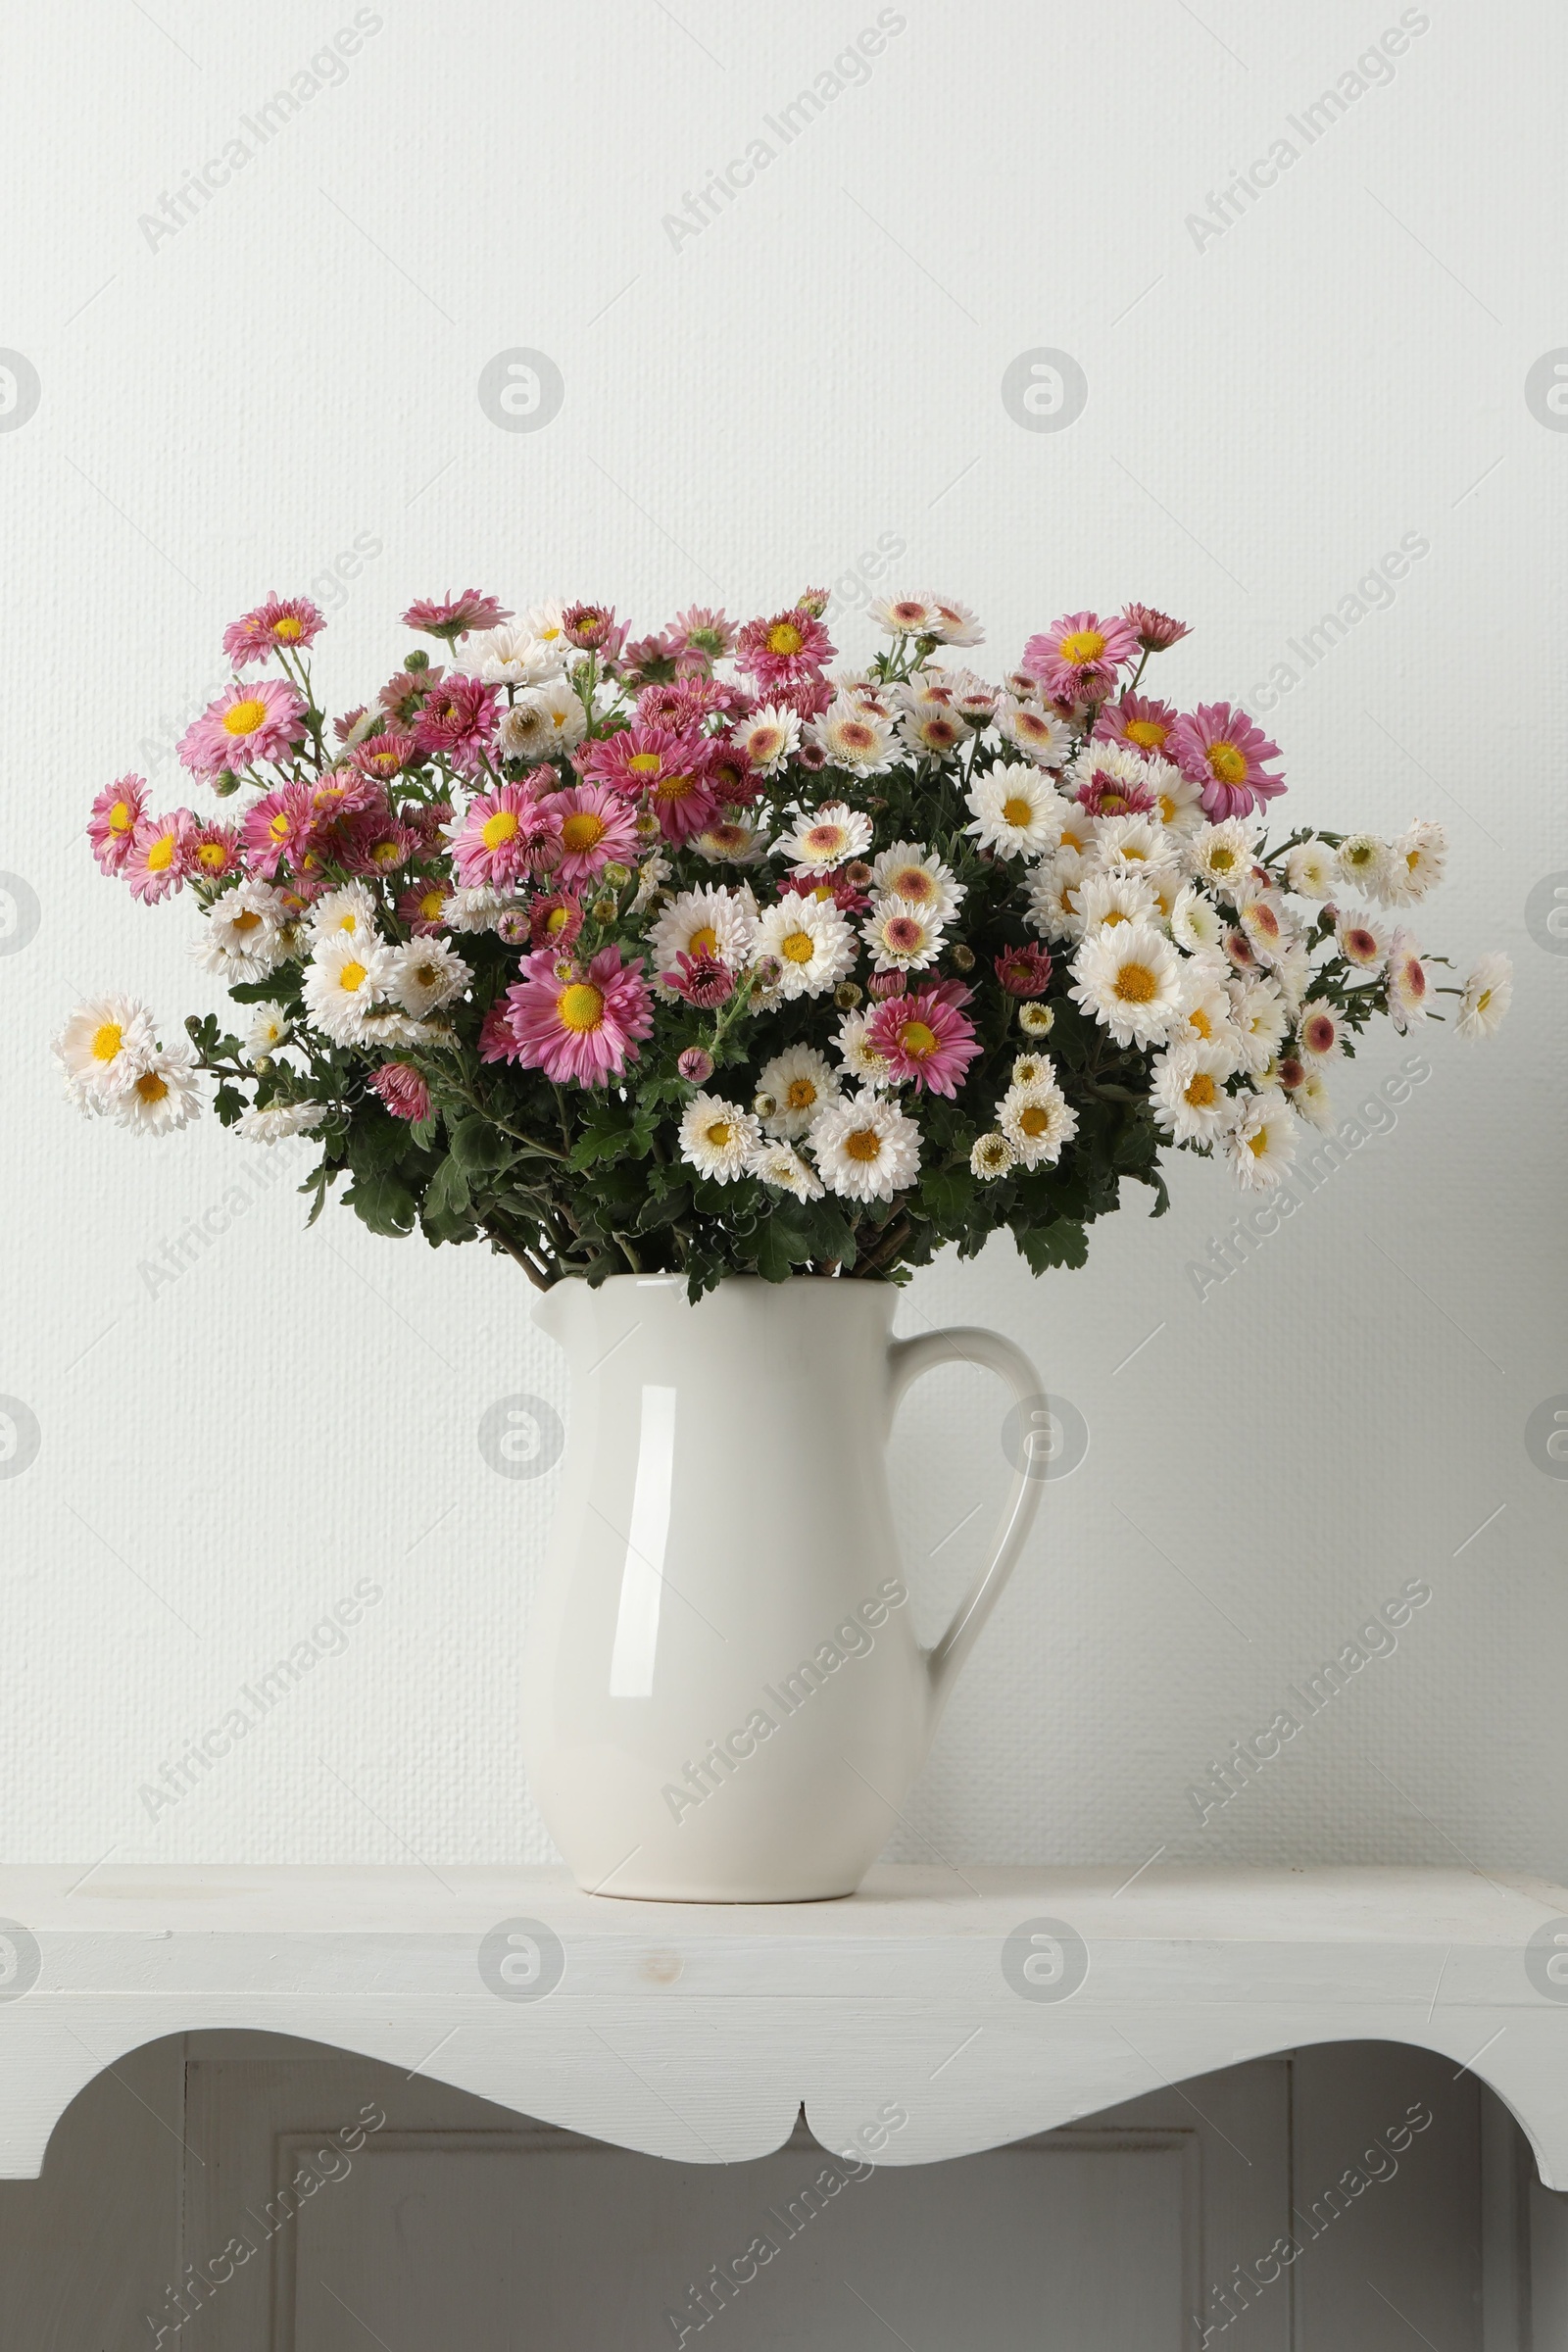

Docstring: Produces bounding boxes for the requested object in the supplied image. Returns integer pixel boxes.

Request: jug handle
[887,1325,1047,1727]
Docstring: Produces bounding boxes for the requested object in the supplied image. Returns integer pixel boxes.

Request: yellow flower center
[231,910,262,935]
[222,697,269,737]
[1059,826,1086,854]
[704,1120,732,1149]
[269,811,291,843]
[1059,629,1105,663]
[1248,1126,1269,1157]
[681,926,717,961]
[1208,846,1237,873]
[1018,1103,1050,1137]
[370,838,401,866]
[556,982,605,1034]
[273,614,303,641]
[545,906,570,937]
[655,771,696,803]
[1102,907,1129,927]
[785,1077,817,1110]
[482,808,520,851]
[109,799,133,834]
[1157,791,1177,823]
[135,1071,169,1103]
[1127,719,1168,750]
[844,1126,882,1162]
[197,843,227,870]
[1113,961,1158,1004]
[1001,797,1033,827]
[780,929,815,964]
[91,1022,122,1062]
[900,1020,938,1058]
[339,959,368,993]
[1205,742,1248,785]
[627,752,662,776]
[1184,1072,1217,1108]
[890,867,930,901]
[1476,987,1492,1011]
[1190,1006,1212,1039]
[766,620,805,657]
[561,811,606,853]
[418,889,445,919]
[146,833,175,872]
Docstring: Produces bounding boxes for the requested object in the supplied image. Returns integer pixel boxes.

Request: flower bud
[212,768,241,798]
[845,860,873,889]
[834,982,862,1010]
[753,1092,777,1119]
[602,861,631,890]
[754,956,782,988]
[868,970,906,1001]
[1019,1003,1055,1037]
[950,943,975,972]
[404,649,430,672]
[590,896,618,924]
[677,1048,713,1084]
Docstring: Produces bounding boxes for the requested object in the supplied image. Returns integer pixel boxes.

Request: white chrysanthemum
[467,621,564,686]
[302,933,395,1046]
[1337,832,1390,896]
[1172,962,1242,1069]
[1456,952,1511,1041]
[1075,870,1157,935]
[308,882,380,945]
[869,593,938,636]
[244,1003,290,1064]
[1069,922,1183,1048]
[970,1131,1015,1180]
[1228,1093,1297,1191]
[752,891,856,1000]
[773,800,874,873]
[993,693,1070,766]
[53,995,158,1102]
[1185,818,1258,894]
[1151,1043,1232,1145]
[737,704,800,774]
[1147,758,1206,837]
[861,896,947,973]
[1386,929,1431,1031]
[1230,975,1290,1073]
[443,884,514,935]
[498,679,585,757]
[1026,848,1090,944]
[678,1092,759,1184]
[1089,812,1171,876]
[390,936,471,1016]
[868,842,964,925]
[757,1043,841,1140]
[1285,839,1336,899]
[358,1006,436,1050]
[112,1043,202,1137]
[997,1078,1078,1167]
[838,674,900,717]
[965,762,1067,858]
[808,1091,921,1203]
[649,884,755,979]
[1335,908,1390,969]
[693,819,766,865]
[522,601,568,649]
[1296,999,1341,1059]
[1011,1052,1057,1089]
[922,593,984,647]
[194,879,288,982]
[628,852,671,914]
[808,695,898,774]
[1018,1002,1055,1038]
[1294,1069,1336,1129]
[834,1008,892,1088]
[1234,883,1293,967]
[1378,819,1448,906]
[941,667,998,723]
[747,1137,824,1200]
[1272,939,1312,1011]
[899,706,969,760]
[234,1101,328,1144]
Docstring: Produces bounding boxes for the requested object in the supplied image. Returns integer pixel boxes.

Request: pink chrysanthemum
[866,990,981,1098]
[1075,760,1157,818]
[1093,693,1180,757]
[529,891,584,953]
[672,606,736,662]
[398,878,455,935]
[222,594,326,666]
[349,730,418,782]
[582,726,717,844]
[378,664,444,723]
[734,608,835,688]
[559,601,616,651]
[338,808,421,877]
[702,739,760,808]
[1121,603,1191,653]
[995,942,1054,998]
[538,782,640,886]
[125,809,197,904]
[88,775,147,874]
[478,1000,516,1064]
[307,771,381,831]
[677,1046,714,1084]
[369,1062,431,1122]
[403,800,455,853]
[413,675,501,776]
[667,950,735,1008]
[451,781,563,887]
[1023,611,1140,703]
[402,591,513,643]
[178,678,308,778]
[1169,702,1286,818]
[501,945,654,1087]
[189,822,243,881]
[242,782,316,879]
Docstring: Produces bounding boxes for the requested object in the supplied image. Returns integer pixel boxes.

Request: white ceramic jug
[522,1274,1044,1901]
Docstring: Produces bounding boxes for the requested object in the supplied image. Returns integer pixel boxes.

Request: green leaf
[449,1113,517,1179]
[420,1152,477,1245]
[919,1166,977,1225]
[1012,1216,1089,1275]
[750,1205,816,1282]
[342,1169,418,1238]
[348,1104,414,1180]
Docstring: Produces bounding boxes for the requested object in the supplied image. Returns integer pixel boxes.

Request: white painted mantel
[2,1864,1565,2185]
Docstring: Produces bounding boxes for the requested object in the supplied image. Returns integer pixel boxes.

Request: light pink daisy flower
[539,783,640,886]
[451,782,563,888]
[339,808,422,878]
[124,808,197,904]
[306,771,381,832]
[241,783,316,879]
[402,591,513,643]
[397,878,454,936]
[1386,929,1431,1031]
[413,675,500,775]
[1169,703,1285,819]
[1023,611,1140,702]
[994,942,1054,998]
[1121,604,1191,653]
[501,945,654,1087]
[562,602,623,656]
[178,679,308,777]
[221,594,326,665]
[349,730,418,782]
[734,608,835,688]
[189,822,242,881]
[369,1062,430,1123]
[87,775,147,874]
[528,892,584,953]
[670,606,736,662]
[1093,693,1179,757]
[866,990,981,1098]
[582,726,717,844]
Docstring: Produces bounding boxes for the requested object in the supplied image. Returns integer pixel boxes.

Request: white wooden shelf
[2,1863,1565,2183]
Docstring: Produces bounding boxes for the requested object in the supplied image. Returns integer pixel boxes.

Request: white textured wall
[1,0,1561,1878]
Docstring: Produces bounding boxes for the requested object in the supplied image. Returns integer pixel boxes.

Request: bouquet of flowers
[57,587,1510,1294]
